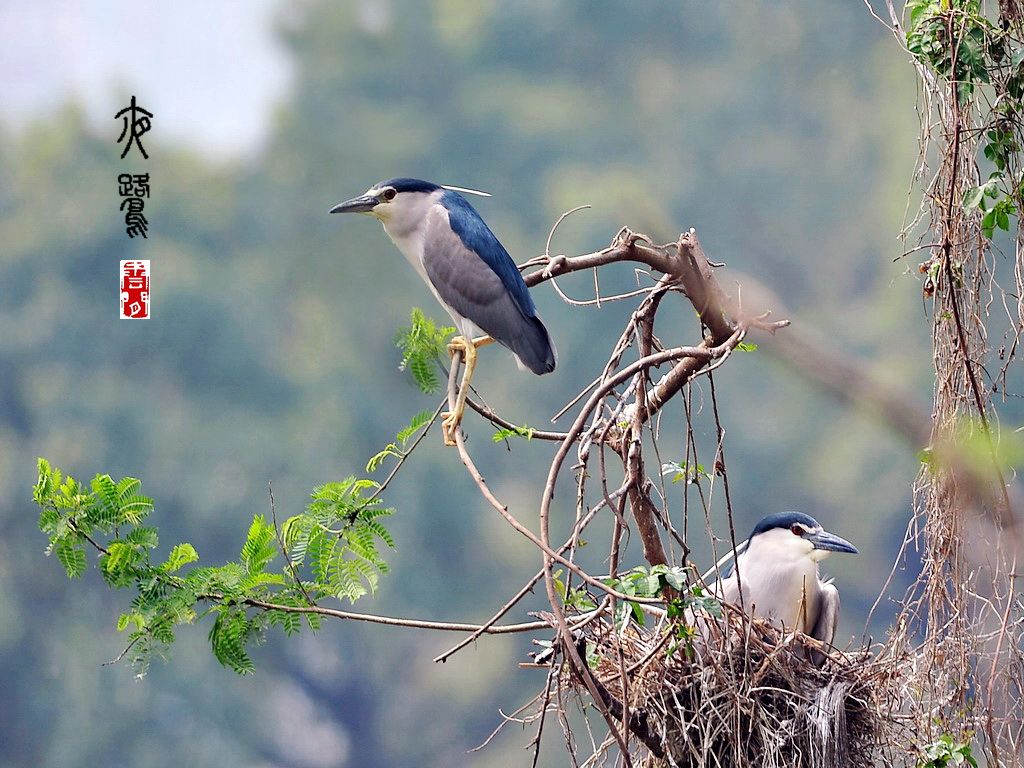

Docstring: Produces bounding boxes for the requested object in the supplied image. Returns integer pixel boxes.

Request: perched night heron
[330,178,556,445]
[712,512,858,647]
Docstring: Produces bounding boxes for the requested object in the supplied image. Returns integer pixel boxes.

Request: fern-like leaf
[393,308,454,394]
[54,538,86,579]
[240,515,277,575]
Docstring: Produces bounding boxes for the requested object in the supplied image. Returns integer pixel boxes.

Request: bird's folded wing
[422,206,534,336]
[429,196,537,317]
[809,581,840,646]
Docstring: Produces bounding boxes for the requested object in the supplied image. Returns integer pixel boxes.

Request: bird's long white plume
[442,184,492,197]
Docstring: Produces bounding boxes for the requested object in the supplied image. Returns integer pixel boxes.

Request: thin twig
[269,480,314,605]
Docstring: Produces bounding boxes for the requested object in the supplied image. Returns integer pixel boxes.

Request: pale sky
[0,0,291,157]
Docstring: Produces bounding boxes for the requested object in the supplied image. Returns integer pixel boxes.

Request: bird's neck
[378,191,445,278]
[378,189,443,245]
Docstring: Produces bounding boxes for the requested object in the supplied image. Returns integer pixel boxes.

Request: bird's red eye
[382,188,397,201]
[791,524,804,536]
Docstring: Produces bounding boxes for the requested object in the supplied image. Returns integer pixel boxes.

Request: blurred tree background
[0,2,944,766]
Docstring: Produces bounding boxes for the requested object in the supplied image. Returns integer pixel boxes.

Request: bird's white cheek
[809,549,832,562]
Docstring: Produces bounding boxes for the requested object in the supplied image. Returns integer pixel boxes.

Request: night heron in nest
[330,178,556,445]
[713,511,858,647]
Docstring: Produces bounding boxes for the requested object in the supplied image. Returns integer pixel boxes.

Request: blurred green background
[0,2,934,766]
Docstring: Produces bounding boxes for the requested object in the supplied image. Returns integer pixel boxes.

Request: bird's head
[745,511,858,564]
[330,177,443,225]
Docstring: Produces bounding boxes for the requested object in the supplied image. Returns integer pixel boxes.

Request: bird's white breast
[715,531,823,633]
[378,189,444,285]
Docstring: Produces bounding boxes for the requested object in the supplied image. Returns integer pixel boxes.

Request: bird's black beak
[329,194,378,214]
[805,529,858,554]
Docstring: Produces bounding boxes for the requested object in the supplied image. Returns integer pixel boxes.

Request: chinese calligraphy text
[115,95,153,160]
[118,173,150,238]
[115,96,153,240]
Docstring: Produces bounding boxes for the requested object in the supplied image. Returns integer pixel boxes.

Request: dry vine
[864,1,1024,764]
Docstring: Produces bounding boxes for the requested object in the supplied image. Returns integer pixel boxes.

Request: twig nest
[561,611,903,767]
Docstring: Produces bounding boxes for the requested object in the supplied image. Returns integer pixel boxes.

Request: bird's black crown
[377,177,442,194]
[749,511,819,537]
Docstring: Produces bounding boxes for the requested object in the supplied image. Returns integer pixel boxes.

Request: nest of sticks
[555,608,905,768]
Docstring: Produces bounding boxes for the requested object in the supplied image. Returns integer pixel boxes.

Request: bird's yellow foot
[441,335,493,446]
[447,335,494,357]
[441,410,460,447]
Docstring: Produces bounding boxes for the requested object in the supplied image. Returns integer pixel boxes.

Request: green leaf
[663,567,687,591]
[962,185,986,211]
[492,424,534,442]
[117,612,144,632]
[736,341,758,352]
[240,515,277,575]
[997,205,1010,232]
[645,574,661,596]
[34,457,60,506]
[126,526,159,549]
[209,609,256,675]
[661,460,710,484]
[982,209,997,239]
[54,538,87,579]
[366,445,399,473]
[162,543,199,573]
[396,409,433,445]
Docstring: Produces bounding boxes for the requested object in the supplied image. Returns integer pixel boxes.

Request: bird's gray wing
[421,206,517,326]
[809,580,840,646]
[421,207,555,373]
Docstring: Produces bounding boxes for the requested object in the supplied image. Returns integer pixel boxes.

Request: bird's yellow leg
[441,336,492,446]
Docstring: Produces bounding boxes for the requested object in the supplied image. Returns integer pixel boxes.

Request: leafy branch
[35,457,396,675]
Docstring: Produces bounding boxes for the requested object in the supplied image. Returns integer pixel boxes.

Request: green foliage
[394,308,455,394]
[492,424,534,442]
[34,457,396,675]
[661,460,713,485]
[366,409,434,472]
[283,477,395,602]
[588,564,722,657]
[963,177,1017,238]
[735,341,758,352]
[209,608,258,675]
[906,0,992,103]
[665,584,723,658]
[981,196,1016,239]
[604,564,692,627]
[918,419,1024,476]
[163,543,199,573]
[983,126,1017,172]
[551,569,598,612]
[667,584,722,621]
[241,515,277,575]
[919,734,978,768]
[908,2,1024,240]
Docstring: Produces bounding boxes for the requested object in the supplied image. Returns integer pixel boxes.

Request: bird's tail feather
[512,315,556,375]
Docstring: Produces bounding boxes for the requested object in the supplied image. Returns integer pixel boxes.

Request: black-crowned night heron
[330,178,556,445]
[713,511,858,647]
